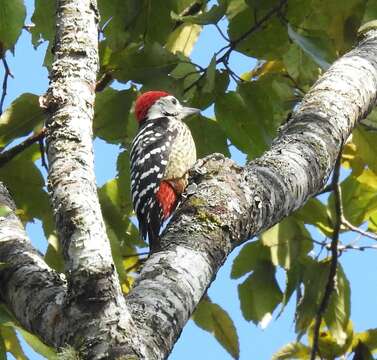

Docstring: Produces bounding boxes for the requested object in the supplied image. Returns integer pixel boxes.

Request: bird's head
[134,91,200,123]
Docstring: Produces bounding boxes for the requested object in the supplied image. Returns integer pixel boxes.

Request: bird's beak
[181,106,200,119]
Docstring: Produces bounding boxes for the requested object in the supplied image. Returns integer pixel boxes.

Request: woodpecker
[130,91,199,252]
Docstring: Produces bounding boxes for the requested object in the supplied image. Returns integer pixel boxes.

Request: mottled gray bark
[0,2,376,359]
[0,183,66,346]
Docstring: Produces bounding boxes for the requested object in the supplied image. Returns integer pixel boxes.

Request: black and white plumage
[130,118,176,246]
[130,92,199,252]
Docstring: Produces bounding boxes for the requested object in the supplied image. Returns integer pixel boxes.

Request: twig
[0,128,47,168]
[180,0,288,96]
[215,0,288,65]
[0,56,14,116]
[222,61,243,83]
[341,217,377,241]
[339,243,377,252]
[311,237,330,248]
[38,137,48,172]
[316,183,334,196]
[95,72,113,92]
[214,23,229,42]
[310,150,342,360]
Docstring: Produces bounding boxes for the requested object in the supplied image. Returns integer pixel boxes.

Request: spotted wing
[130,117,176,249]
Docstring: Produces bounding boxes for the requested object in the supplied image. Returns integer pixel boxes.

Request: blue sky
[2,1,377,359]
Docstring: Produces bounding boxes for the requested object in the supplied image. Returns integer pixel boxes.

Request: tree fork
[126,26,377,359]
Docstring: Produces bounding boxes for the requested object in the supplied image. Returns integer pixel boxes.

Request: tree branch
[0,128,46,168]
[0,182,66,347]
[0,56,13,116]
[126,28,377,359]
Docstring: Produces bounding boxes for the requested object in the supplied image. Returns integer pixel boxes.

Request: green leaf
[170,58,201,94]
[171,0,227,25]
[97,150,147,249]
[215,92,261,157]
[308,321,353,359]
[226,0,248,19]
[189,69,229,110]
[280,262,302,313]
[231,240,270,279]
[261,217,313,270]
[272,342,311,360]
[363,0,377,23]
[282,44,320,87]
[109,42,179,84]
[228,7,289,59]
[99,177,144,248]
[94,88,137,144]
[238,263,282,326]
[215,74,293,158]
[186,115,230,158]
[44,234,64,273]
[287,0,364,55]
[246,0,279,13]
[30,0,56,45]
[166,23,202,57]
[0,145,53,229]
[353,127,377,175]
[0,0,25,52]
[98,0,175,51]
[329,170,377,227]
[294,198,333,236]
[203,57,217,94]
[193,297,239,359]
[106,226,136,292]
[1,326,27,360]
[30,0,56,68]
[296,261,350,345]
[295,258,329,334]
[324,264,351,346]
[353,329,377,352]
[0,93,44,148]
[287,24,333,70]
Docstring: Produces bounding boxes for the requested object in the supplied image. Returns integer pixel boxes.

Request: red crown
[134,91,170,122]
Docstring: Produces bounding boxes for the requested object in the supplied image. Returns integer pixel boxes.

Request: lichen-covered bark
[44,0,142,358]
[126,30,377,359]
[0,183,66,346]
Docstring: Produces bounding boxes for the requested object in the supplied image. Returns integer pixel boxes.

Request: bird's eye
[171,98,177,105]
